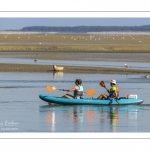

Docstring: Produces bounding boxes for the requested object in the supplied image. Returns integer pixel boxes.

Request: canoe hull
[39,94,144,105]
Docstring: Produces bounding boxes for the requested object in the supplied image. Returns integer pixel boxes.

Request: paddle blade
[46,86,56,92]
[86,90,96,96]
[100,81,106,88]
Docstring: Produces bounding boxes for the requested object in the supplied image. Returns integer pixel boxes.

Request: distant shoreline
[1,31,150,35]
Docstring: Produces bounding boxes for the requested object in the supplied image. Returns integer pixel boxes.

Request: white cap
[111,79,116,84]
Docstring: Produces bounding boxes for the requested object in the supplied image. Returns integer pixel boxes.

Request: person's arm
[106,89,110,93]
[114,91,117,97]
[63,86,78,92]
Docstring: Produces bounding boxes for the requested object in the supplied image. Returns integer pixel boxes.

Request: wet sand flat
[1,33,150,53]
[0,33,150,73]
[0,63,150,74]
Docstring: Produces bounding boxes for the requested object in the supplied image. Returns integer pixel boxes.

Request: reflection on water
[73,107,84,131]
[86,110,95,124]
[53,71,64,80]
[39,105,142,132]
[125,74,129,78]
[46,110,56,132]
[108,107,120,132]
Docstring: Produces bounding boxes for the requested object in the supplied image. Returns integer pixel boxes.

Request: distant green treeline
[20,25,150,32]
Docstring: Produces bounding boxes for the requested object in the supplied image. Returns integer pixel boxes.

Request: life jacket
[114,85,119,97]
[110,86,116,92]
[74,85,84,98]
[78,85,83,92]
[109,85,119,98]
[115,85,119,93]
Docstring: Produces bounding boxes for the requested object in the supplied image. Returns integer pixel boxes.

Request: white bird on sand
[124,64,129,68]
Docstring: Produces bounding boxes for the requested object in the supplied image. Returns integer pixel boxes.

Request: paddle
[85,89,96,97]
[46,86,63,92]
[99,81,119,104]
[46,86,96,97]
[99,81,108,91]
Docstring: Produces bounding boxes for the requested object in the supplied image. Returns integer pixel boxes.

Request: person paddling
[62,79,84,99]
[97,80,119,100]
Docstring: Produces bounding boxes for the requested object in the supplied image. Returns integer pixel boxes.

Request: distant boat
[53,65,64,71]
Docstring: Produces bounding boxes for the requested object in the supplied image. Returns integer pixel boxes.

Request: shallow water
[0,57,150,70]
[0,72,150,132]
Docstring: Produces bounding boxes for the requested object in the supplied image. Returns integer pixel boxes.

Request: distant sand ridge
[0,33,150,53]
[0,33,150,73]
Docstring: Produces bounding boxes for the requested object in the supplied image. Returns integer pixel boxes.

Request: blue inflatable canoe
[39,94,144,105]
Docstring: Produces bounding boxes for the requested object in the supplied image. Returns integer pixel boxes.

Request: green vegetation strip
[1,34,150,52]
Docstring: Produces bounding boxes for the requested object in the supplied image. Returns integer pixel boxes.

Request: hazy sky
[1,18,150,30]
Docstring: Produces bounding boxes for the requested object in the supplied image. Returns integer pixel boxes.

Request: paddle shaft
[46,86,96,96]
[53,88,64,91]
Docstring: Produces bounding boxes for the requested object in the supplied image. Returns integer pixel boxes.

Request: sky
[0,18,150,30]
[1,0,150,30]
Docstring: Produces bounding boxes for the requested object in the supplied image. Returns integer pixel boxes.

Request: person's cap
[111,79,116,84]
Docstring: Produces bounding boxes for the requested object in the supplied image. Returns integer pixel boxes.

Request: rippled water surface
[0,72,150,132]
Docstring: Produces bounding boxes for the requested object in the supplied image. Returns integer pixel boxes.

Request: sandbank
[0,63,150,74]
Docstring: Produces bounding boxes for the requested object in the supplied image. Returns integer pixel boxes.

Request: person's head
[75,79,80,85]
[78,79,82,85]
[75,79,82,85]
[110,79,116,86]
